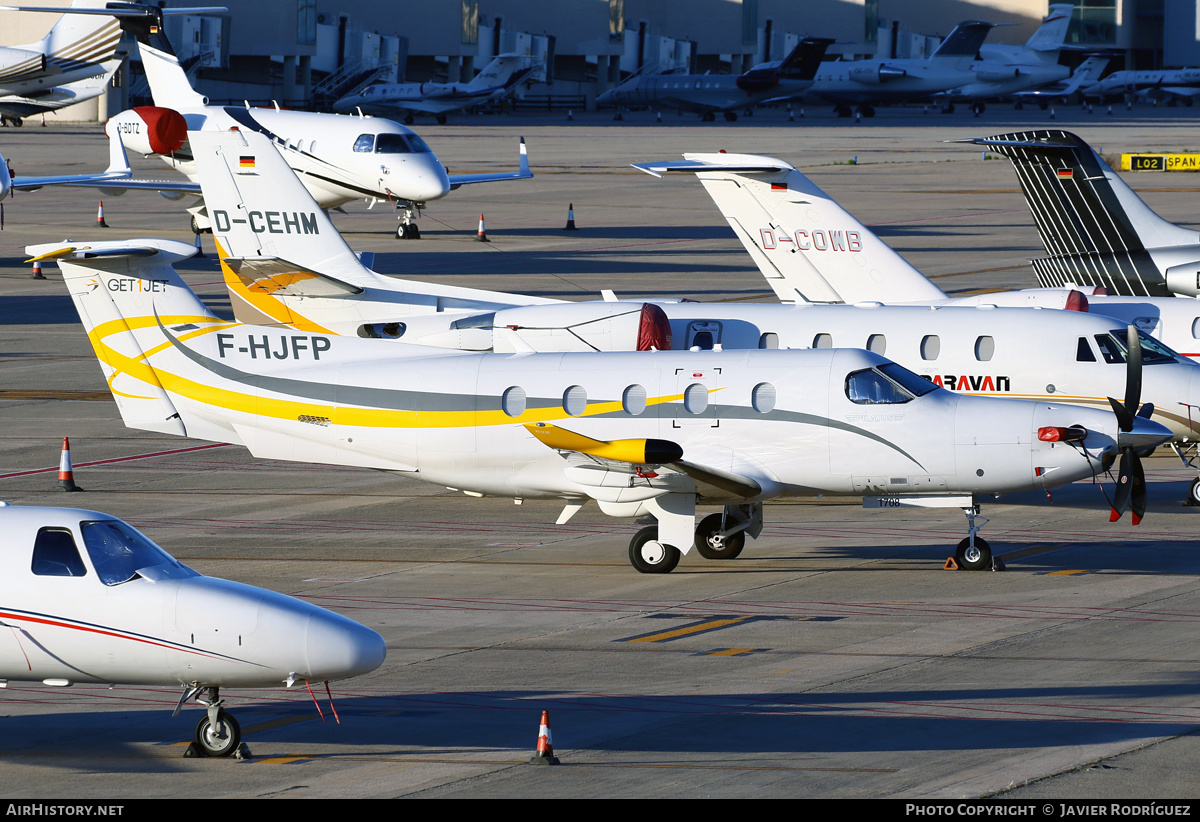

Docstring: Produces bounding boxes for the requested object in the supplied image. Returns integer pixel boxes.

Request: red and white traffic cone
[528,710,559,765]
[563,203,578,231]
[31,259,45,280]
[96,201,109,228]
[476,213,489,242]
[57,437,82,492]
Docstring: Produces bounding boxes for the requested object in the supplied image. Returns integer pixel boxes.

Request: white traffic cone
[57,437,82,492]
[476,214,489,242]
[528,710,560,765]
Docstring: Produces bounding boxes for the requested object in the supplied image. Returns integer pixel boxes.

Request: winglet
[104,128,133,177]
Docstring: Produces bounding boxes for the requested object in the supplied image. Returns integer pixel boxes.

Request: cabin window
[974,335,995,362]
[352,133,374,152]
[752,382,777,413]
[813,333,833,349]
[684,383,708,414]
[1076,337,1097,362]
[867,334,886,355]
[502,386,526,417]
[563,385,587,416]
[758,332,779,349]
[375,133,412,154]
[920,335,940,360]
[1192,318,1200,339]
[623,384,647,415]
[80,520,191,586]
[31,527,87,577]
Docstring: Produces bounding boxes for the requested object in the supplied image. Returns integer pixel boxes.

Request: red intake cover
[1064,289,1090,312]
[637,303,672,351]
[134,106,187,154]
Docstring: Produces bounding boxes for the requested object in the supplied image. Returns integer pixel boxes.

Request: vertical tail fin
[29,238,228,438]
[38,1,121,68]
[633,154,948,305]
[1022,4,1074,61]
[930,21,994,67]
[964,130,1198,296]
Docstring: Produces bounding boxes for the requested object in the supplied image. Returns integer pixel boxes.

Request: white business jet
[334,52,546,125]
[189,129,1200,546]
[0,56,119,126]
[0,0,119,98]
[10,2,530,239]
[0,503,385,757]
[30,178,1170,572]
[634,150,1200,504]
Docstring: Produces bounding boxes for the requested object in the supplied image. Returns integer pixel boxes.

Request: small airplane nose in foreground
[305,610,387,681]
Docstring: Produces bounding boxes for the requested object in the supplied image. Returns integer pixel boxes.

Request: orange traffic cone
[563,203,578,231]
[96,201,109,228]
[31,259,45,280]
[528,710,559,765]
[57,437,82,492]
[476,213,489,242]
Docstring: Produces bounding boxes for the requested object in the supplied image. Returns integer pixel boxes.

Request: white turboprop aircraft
[634,150,1200,504]
[31,137,1173,572]
[0,0,119,98]
[334,52,546,125]
[11,2,530,239]
[932,4,1074,114]
[1084,66,1200,105]
[0,503,385,757]
[595,38,831,121]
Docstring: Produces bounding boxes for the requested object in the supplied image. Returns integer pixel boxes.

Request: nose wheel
[195,708,242,757]
[955,536,992,571]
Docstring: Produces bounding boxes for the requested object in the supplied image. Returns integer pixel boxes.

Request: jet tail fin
[776,38,836,81]
[1023,4,1074,62]
[30,238,228,439]
[930,21,994,66]
[633,154,948,305]
[963,130,1198,296]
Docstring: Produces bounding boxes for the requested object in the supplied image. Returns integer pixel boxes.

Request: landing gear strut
[394,200,424,240]
[178,685,246,758]
[1170,440,1200,505]
[954,505,994,570]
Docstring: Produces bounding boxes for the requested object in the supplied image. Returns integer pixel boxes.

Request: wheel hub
[641,540,666,564]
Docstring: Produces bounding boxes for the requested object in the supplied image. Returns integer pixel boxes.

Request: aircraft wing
[3,129,199,195]
[632,157,791,178]
[447,137,531,189]
[222,257,365,297]
[1159,86,1200,99]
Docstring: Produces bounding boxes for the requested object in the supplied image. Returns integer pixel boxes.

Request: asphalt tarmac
[3,104,1200,799]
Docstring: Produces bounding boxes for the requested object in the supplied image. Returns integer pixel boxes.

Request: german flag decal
[239,156,255,169]
[1057,168,1074,180]
[771,182,787,190]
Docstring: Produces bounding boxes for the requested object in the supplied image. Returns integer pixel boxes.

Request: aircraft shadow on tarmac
[7,683,1200,768]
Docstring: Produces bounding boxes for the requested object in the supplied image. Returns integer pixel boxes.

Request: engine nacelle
[105,106,188,156]
[849,63,906,85]
[975,67,1022,83]
[418,82,466,99]
[490,302,672,354]
[1165,262,1200,297]
[0,153,10,202]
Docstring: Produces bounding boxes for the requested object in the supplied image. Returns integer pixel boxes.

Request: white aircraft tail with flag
[633,153,948,305]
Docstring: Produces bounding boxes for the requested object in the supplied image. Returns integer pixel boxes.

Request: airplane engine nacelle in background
[105,106,188,156]
[975,67,1022,83]
[1165,263,1200,297]
[418,83,466,98]
[849,64,907,85]
[491,302,672,354]
[0,153,10,202]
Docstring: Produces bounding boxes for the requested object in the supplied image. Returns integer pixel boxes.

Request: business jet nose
[305,610,386,680]
[404,155,451,201]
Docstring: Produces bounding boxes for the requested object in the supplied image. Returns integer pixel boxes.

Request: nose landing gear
[178,685,249,758]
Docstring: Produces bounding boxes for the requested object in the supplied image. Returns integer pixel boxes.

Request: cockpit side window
[1097,330,1179,365]
[352,133,375,153]
[32,527,87,577]
[846,368,914,405]
[1077,337,1097,362]
[375,133,412,154]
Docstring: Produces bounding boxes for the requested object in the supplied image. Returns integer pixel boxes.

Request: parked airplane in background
[1084,66,1200,104]
[932,5,1074,114]
[635,150,1200,504]
[10,2,530,239]
[596,38,831,121]
[334,52,546,125]
[1011,56,1111,108]
[962,130,1200,298]
[37,226,1167,573]
[0,0,119,98]
[0,56,119,126]
[0,503,385,757]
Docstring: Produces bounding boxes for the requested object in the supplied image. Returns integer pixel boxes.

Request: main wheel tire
[724,111,738,121]
[436,113,448,124]
[628,526,680,574]
[404,114,415,125]
[1188,477,1200,506]
[693,513,746,560]
[955,536,992,571]
[195,709,241,757]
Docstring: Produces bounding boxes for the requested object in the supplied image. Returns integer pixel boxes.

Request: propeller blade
[1108,396,1133,433]
[1137,402,1155,419]
[1130,452,1147,526]
[1110,446,1135,522]
[1124,324,1142,418]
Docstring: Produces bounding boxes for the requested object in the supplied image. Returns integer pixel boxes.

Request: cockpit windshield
[375,133,412,153]
[846,365,936,405]
[1096,329,1179,365]
[406,133,433,153]
[80,520,197,586]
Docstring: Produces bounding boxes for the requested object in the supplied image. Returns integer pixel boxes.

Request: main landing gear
[954,505,994,571]
[627,503,761,573]
[1168,439,1200,506]
[178,685,247,758]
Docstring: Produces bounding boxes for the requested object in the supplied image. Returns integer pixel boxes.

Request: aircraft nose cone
[407,157,450,201]
[305,612,386,680]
